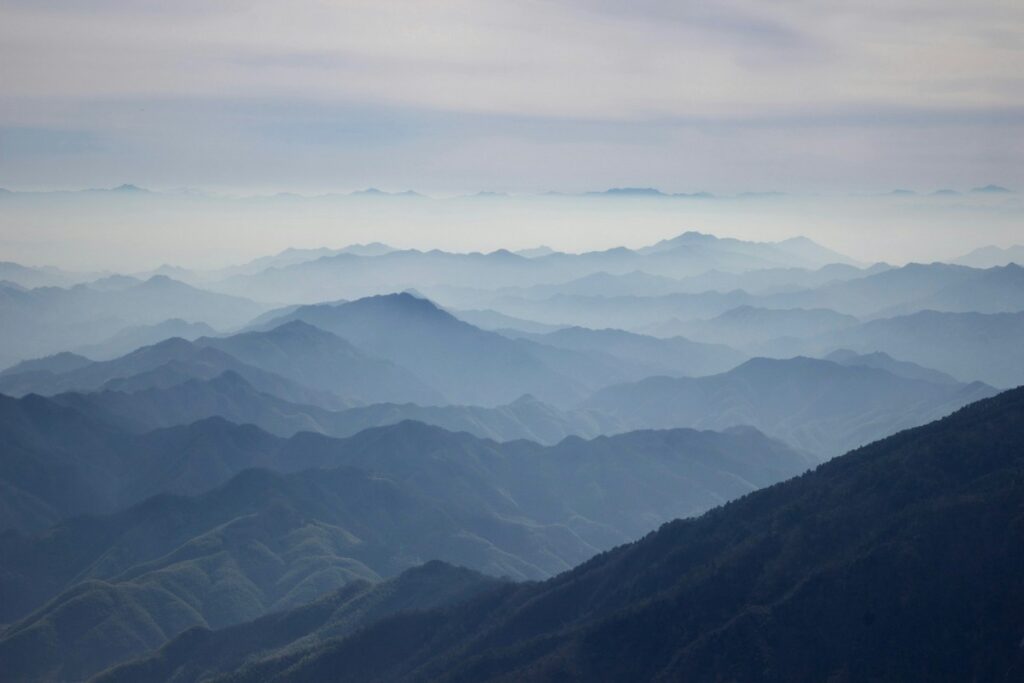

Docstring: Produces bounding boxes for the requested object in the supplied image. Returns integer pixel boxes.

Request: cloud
[0,0,1021,191]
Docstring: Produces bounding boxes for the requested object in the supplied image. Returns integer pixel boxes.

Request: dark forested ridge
[104,386,1024,683]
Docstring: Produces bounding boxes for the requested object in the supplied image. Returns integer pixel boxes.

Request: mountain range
[49,371,624,445]
[584,356,996,457]
[0,226,1021,683]
[90,384,1024,683]
[0,275,269,368]
[0,415,809,681]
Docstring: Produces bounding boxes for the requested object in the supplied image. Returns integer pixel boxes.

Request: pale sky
[1,0,1022,194]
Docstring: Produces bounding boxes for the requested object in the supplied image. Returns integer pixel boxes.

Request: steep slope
[584,356,996,457]
[190,387,1024,683]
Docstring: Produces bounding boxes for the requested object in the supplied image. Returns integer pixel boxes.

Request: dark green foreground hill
[103,386,1024,682]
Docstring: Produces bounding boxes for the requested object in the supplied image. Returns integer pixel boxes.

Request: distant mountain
[0,418,809,680]
[86,274,143,291]
[588,187,668,197]
[0,275,269,368]
[811,309,1024,387]
[339,241,396,256]
[502,270,686,299]
[194,320,443,405]
[636,231,856,267]
[0,261,92,289]
[52,372,625,445]
[0,351,92,377]
[760,262,1024,317]
[480,290,758,330]
[261,293,589,406]
[971,184,1012,193]
[877,263,1024,315]
[512,245,555,258]
[583,356,996,457]
[0,336,351,409]
[207,232,857,303]
[653,305,859,350]
[671,261,890,295]
[430,263,890,314]
[72,318,217,359]
[954,244,1024,268]
[196,387,1024,682]
[440,262,1000,333]
[429,263,890,315]
[509,326,746,378]
[824,349,959,385]
[449,307,565,334]
[220,243,397,279]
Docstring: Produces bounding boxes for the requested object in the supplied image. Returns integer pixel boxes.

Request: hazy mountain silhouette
[0,336,351,409]
[209,233,855,303]
[0,276,268,368]
[507,326,746,378]
[877,263,1024,315]
[478,290,758,329]
[653,305,859,349]
[0,351,93,378]
[261,293,591,406]
[431,263,889,313]
[584,356,996,457]
[51,372,626,445]
[954,244,1024,268]
[449,307,565,334]
[761,262,1015,317]
[0,262,91,289]
[814,309,1024,387]
[138,387,1024,683]
[672,261,891,295]
[72,318,217,359]
[194,320,443,405]
[824,349,959,384]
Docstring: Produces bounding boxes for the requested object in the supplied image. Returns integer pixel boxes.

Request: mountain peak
[111,183,147,193]
[355,291,448,316]
[597,187,667,197]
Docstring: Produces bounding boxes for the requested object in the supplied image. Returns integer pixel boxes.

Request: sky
[0,0,1022,195]
[0,1,1022,269]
